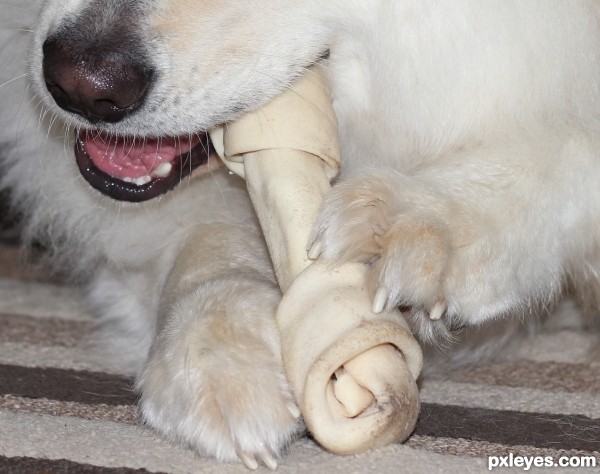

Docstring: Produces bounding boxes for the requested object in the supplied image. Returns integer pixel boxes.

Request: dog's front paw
[311,173,456,334]
[137,279,301,470]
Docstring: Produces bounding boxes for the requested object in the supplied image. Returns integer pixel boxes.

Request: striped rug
[1,227,599,473]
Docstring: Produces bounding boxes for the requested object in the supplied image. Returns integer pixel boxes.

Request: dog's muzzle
[42,29,214,202]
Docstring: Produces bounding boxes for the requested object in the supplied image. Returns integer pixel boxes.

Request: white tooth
[132,176,152,186]
[122,177,133,183]
[153,162,172,178]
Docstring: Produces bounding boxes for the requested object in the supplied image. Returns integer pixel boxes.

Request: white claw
[237,450,259,470]
[260,452,278,471]
[429,301,447,321]
[372,287,388,314]
[307,240,323,260]
[287,402,302,419]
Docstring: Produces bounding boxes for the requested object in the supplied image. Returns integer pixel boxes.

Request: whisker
[0,72,29,90]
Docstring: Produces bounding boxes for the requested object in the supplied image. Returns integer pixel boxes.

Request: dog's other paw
[311,173,453,319]
[137,278,301,470]
[311,165,564,341]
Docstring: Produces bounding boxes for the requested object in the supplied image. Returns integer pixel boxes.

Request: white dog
[2,0,599,469]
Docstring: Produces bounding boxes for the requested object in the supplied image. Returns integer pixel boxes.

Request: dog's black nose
[42,37,153,123]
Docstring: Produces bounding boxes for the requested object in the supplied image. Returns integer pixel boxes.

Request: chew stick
[210,65,422,455]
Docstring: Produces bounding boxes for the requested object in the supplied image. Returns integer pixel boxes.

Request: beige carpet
[0,227,599,473]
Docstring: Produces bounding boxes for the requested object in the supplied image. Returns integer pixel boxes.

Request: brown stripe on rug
[0,364,136,405]
[450,360,600,394]
[415,403,600,452]
[0,313,90,347]
[0,455,164,474]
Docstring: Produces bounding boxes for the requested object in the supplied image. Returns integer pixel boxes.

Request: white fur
[2,0,599,467]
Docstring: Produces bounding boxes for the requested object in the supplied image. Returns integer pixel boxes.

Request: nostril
[91,99,133,123]
[42,36,153,123]
[44,80,71,108]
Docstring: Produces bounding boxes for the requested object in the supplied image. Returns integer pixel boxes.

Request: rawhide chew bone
[209,65,423,455]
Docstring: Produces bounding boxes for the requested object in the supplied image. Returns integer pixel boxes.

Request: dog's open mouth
[75,131,213,202]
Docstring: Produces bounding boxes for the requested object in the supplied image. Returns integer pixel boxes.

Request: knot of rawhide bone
[209,64,422,455]
[277,261,422,454]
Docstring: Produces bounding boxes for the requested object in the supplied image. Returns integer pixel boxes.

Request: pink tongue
[82,133,200,179]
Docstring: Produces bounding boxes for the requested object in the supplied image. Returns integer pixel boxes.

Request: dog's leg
[137,224,300,468]
[312,128,600,340]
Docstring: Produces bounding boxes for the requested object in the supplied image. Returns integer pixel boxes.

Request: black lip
[74,134,210,202]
